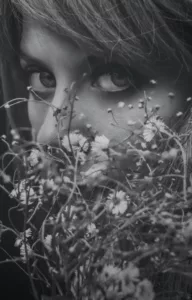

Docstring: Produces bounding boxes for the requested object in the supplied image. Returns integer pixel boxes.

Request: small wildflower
[79,113,85,120]
[127,120,136,126]
[107,190,129,215]
[1,135,6,139]
[107,108,112,113]
[138,103,143,109]
[139,98,144,103]
[86,223,98,236]
[28,149,41,167]
[143,116,166,142]
[20,244,33,263]
[99,265,121,282]
[169,148,178,158]
[81,162,107,181]
[44,179,58,191]
[0,170,11,183]
[187,97,192,102]
[63,176,71,183]
[91,135,109,152]
[149,79,157,85]
[176,111,183,117]
[12,141,18,146]
[165,192,173,199]
[135,279,155,300]
[151,144,157,150]
[123,263,140,282]
[4,103,10,109]
[161,151,170,160]
[86,123,92,129]
[141,142,147,149]
[168,92,175,98]
[62,132,88,153]
[44,235,53,252]
[155,104,160,110]
[128,104,133,109]
[117,101,125,108]
[10,180,36,205]
[27,86,32,91]
[54,176,63,185]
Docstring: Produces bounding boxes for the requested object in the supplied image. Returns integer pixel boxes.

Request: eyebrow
[19,49,51,70]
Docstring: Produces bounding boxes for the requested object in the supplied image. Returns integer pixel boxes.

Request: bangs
[1,0,192,67]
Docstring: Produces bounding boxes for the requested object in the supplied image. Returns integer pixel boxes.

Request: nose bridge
[36,85,67,144]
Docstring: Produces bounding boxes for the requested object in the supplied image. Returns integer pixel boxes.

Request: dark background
[0,78,36,300]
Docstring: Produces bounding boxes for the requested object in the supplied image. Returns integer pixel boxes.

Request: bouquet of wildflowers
[1,83,192,300]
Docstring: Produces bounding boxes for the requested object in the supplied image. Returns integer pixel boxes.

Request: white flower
[20,244,33,263]
[77,151,87,165]
[15,229,32,247]
[28,149,40,166]
[149,79,157,85]
[82,162,107,179]
[143,116,166,142]
[128,104,133,109]
[100,265,121,282]
[44,234,53,252]
[87,223,98,236]
[4,103,10,109]
[107,190,129,215]
[127,120,136,126]
[10,180,36,205]
[63,176,71,183]
[62,132,88,153]
[117,101,125,108]
[91,135,109,153]
[176,111,183,117]
[0,170,11,183]
[44,178,58,191]
[123,263,140,282]
[25,228,32,238]
[135,279,155,300]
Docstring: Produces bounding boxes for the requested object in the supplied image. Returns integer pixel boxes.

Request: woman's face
[20,18,192,145]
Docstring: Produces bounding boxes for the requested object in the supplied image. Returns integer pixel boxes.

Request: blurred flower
[10,180,36,205]
[44,234,53,252]
[117,101,125,108]
[15,228,32,247]
[135,279,155,300]
[62,132,89,153]
[143,116,166,142]
[107,190,129,215]
[0,170,11,183]
[81,162,108,184]
[86,223,98,236]
[28,148,41,167]
[91,135,109,153]
[99,265,121,282]
[20,243,33,263]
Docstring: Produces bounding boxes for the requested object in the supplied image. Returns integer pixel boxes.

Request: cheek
[28,97,48,133]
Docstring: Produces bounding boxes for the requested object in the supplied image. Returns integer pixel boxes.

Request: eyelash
[23,62,134,93]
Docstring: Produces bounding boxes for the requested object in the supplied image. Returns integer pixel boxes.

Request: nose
[36,86,68,144]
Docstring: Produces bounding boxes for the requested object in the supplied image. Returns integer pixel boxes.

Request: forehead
[20,17,88,69]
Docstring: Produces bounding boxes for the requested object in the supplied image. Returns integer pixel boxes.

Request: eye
[91,63,134,92]
[23,66,56,91]
[30,71,56,90]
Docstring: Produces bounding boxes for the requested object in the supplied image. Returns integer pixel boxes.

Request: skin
[20,18,192,146]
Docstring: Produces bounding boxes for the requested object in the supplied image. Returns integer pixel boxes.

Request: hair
[1,0,192,68]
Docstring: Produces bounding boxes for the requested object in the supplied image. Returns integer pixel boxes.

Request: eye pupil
[39,72,56,88]
[111,72,130,87]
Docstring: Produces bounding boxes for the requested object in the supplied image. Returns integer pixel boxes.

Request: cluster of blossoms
[1,87,192,300]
